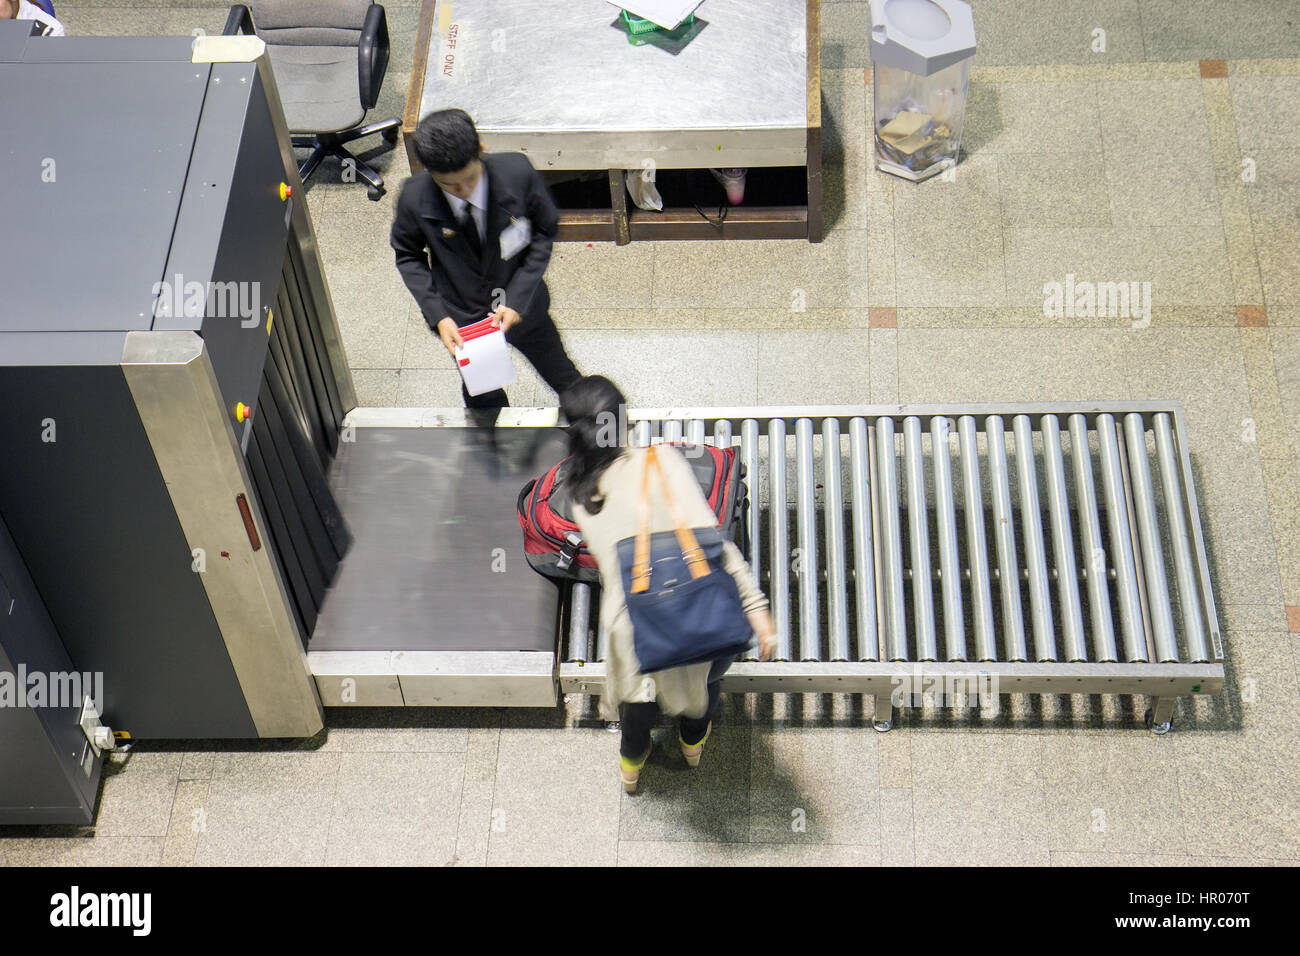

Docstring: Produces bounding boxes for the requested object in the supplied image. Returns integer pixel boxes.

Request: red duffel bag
[517,442,745,582]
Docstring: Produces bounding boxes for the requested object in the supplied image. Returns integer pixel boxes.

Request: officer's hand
[436,317,464,358]
[491,306,523,334]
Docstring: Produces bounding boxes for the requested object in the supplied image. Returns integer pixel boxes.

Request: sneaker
[679,722,712,768]
[619,743,653,793]
[710,168,747,205]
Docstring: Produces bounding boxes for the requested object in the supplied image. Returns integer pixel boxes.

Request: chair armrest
[223,4,255,36]
[358,2,390,111]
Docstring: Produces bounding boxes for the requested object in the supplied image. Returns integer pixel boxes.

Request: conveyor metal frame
[329,403,1223,732]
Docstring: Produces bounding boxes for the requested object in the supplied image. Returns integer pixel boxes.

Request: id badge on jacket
[499,216,531,260]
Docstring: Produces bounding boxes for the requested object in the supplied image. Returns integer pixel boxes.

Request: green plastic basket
[621,9,695,34]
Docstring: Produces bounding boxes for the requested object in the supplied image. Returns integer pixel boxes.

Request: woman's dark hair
[562,376,628,515]
[413,108,482,173]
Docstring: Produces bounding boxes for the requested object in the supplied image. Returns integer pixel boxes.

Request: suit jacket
[390,152,559,331]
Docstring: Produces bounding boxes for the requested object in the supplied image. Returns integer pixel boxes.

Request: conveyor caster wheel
[1145,709,1172,736]
[382,126,399,144]
[367,187,384,201]
[872,718,893,733]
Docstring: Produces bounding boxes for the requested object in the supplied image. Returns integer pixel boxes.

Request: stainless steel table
[404,0,823,242]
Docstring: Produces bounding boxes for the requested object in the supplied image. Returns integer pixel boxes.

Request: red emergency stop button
[279,182,292,201]
[235,402,253,423]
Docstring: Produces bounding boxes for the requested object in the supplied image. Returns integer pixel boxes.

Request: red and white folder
[454,316,516,397]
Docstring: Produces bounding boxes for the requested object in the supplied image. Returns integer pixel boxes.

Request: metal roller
[903,417,937,661]
[822,419,850,661]
[741,419,761,593]
[1068,414,1118,663]
[1041,415,1086,662]
[566,582,592,665]
[875,417,908,661]
[849,418,879,661]
[1115,425,1157,663]
[768,418,791,661]
[987,415,1028,662]
[1097,413,1146,662]
[1153,412,1209,663]
[795,419,821,660]
[687,419,706,445]
[568,582,592,663]
[1124,414,1178,663]
[959,416,996,661]
[930,416,966,661]
[633,419,651,448]
[713,419,732,449]
[663,419,683,444]
[1013,415,1055,662]
[596,613,610,663]
[868,426,888,662]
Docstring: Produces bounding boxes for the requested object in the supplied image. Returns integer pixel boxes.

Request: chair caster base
[367,187,384,201]
[872,719,893,733]
[382,126,400,144]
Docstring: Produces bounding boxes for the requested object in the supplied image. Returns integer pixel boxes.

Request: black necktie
[459,205,482,259]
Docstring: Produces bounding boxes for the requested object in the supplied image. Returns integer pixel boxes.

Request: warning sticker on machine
[436,3,465,84]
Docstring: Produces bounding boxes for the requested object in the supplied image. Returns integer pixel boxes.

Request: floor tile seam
[1201,75,1266,306]
[987,139,1011,307]
[318,749,346,867]
[1240,329,1295,605]
[910,738,918,861]
[157,774,183,852]
[484,726,504,861]
[90,761,182,842]
[445,743,474,866]
[970,59,1300,83]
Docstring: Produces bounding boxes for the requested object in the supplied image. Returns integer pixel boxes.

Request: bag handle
[630,445,710,594]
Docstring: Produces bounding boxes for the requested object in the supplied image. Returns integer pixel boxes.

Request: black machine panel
[0,513,103,825]
[245,240,352,644]
[0,366,258,739]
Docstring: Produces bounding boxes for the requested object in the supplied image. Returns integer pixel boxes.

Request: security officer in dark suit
[391,108,582,409]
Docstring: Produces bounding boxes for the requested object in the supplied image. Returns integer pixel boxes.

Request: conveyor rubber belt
[309,427,566,654]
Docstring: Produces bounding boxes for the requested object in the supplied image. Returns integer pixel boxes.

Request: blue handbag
[616,446,754,673]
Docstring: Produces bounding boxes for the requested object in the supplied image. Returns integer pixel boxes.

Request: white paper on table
[455,326,516,396]
[607,0,704,30]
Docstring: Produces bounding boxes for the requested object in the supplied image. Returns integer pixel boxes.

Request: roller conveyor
[556,404,1225,734]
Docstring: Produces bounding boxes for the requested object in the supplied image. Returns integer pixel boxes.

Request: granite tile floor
[3,3,1297,867]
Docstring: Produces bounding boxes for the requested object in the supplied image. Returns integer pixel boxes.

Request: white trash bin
[869,0,977,182]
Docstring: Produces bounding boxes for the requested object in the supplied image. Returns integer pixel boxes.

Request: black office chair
[224,0,400,199]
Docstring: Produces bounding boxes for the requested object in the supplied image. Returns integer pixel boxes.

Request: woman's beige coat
[572,445,769,722]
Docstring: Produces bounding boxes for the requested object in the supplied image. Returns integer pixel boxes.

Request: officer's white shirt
[440,169,488,242]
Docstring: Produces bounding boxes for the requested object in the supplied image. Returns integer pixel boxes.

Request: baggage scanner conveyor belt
[306,419,568,708]
[320,403,1223,734]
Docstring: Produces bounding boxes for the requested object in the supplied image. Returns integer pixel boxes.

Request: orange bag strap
[631,448,654,594]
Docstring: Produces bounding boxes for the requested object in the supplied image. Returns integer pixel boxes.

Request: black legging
[619,657,732,758]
